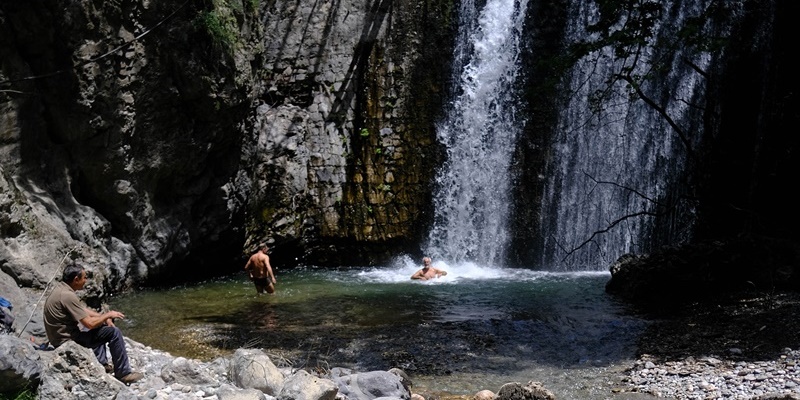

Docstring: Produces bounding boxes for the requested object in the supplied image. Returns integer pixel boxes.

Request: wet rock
[495,381,555,400]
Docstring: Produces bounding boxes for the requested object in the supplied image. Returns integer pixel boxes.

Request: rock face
[0,0,454,315]
[605,237,800,312]
[236,0,453,266]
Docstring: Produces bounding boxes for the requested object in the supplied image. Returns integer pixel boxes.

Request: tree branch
[616,73,696,159]
[583,171,665,206]
[561,210,658,262]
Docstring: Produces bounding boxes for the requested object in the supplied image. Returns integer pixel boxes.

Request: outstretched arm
[410,270,426,280]
[80,309,125,330]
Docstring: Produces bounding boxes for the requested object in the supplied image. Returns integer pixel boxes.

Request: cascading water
[425,0,529,265]
[538,0,710,270]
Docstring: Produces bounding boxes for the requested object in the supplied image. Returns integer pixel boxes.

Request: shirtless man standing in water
[245,243,277,294]
[410,257,448,280]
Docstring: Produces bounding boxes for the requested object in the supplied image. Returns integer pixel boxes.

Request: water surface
[110,257,648,399]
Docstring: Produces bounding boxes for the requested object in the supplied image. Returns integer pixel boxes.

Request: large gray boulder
[0,334,44,393]
[495,381,555,400]
[231,348,285,395]
[217,383,270,400]
[333,370,410,400]
[278,369,337,400]
[161,356,220,386]
[37,340,134,400]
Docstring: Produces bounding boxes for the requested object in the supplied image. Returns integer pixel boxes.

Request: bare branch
[583,170,665,206]
[561,210,657,262]
[682,56,708,78]
[616,73,696,159]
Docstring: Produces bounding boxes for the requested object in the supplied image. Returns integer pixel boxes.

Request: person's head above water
[411,257,446,280]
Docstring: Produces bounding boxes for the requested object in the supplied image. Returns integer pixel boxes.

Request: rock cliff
[0,0,455,314]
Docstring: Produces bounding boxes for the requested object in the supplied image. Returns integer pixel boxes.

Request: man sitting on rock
[43,263,143,384]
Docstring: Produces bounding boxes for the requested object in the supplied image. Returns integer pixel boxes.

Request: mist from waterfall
[538,0,711,270]
[424,0,529,266]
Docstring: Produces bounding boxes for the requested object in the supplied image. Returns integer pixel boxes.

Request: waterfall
[538,0,711,270]
[424,0,529,265]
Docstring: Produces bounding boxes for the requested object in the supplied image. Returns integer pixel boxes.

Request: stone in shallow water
[496,381,555,400]
[474,389,495,400]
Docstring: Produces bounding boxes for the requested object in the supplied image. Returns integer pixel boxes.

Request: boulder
[0,334,44,393]
[37,341,134,399]
[278,369,338,400]
[231,348,285,395]
[217,383,270,400]
[387,367,412,392]
[333,370,410,400]
[495,381,555,400]
[161,356,220,386]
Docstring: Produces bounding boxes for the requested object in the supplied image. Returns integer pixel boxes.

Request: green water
[109,263,648,399]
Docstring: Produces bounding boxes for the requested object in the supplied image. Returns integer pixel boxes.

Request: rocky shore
[625,349,800,399]
[3,289,800,400]
[617,291,800,399]
[1,332,564,400]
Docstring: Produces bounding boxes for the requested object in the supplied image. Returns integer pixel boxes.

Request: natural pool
[109,256,650,399]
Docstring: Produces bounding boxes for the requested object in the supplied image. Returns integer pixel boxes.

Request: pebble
[625,348,800,399]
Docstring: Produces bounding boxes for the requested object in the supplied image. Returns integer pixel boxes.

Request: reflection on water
[109,257,648,399]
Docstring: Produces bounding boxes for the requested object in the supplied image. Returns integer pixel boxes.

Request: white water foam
[357,254,609,284]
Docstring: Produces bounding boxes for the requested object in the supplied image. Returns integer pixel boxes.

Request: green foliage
[570,0,734,70]
[0,387,37,400]
[374,147,382,155]
[197,1,239,50]
[579,0,662,61]
[677,2,735,52]
[260,207,275,222]
[359,128,370,137]
[567,0,733,114]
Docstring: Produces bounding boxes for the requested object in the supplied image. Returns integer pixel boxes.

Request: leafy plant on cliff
[197,0,239,51]
[0,387,37,400]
